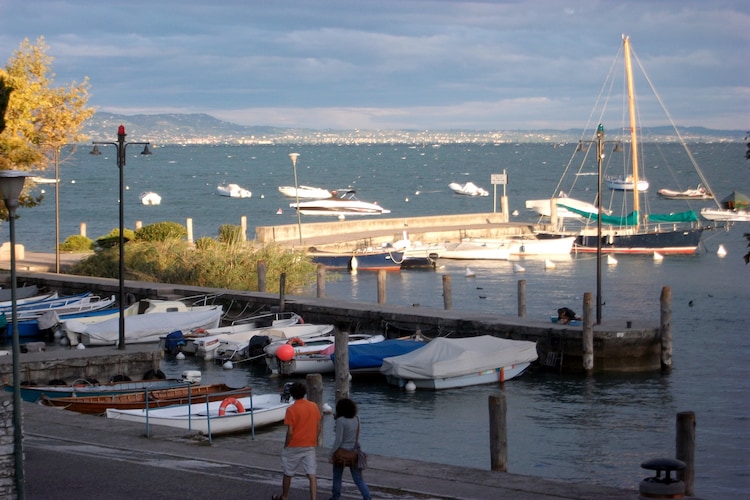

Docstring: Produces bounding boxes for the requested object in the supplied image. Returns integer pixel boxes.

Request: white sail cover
[380,335,538,380]
[66,307,223,345]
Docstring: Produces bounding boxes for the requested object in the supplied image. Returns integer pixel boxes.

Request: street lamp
[289,153,302,246]
[48,144,77,273]
[0,169,31,499]
[92,125,151,349]
[576,124,621,324]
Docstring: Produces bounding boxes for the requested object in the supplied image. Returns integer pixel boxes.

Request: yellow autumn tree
[0,36,94,218]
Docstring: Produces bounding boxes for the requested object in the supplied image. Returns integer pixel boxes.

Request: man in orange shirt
[273,382,322,500]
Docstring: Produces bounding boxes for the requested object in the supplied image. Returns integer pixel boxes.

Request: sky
[1,0,748,131]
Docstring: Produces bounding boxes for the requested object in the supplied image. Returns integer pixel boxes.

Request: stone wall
[0,394,17,498]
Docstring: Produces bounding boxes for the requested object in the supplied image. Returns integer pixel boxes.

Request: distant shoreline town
[84,112,745,146]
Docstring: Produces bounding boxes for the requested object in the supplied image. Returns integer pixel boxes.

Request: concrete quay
[17,390,649,500]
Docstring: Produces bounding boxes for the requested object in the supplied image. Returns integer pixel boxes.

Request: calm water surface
[4,143,749,498]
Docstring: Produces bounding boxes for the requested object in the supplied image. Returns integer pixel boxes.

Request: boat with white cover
[380,335,538,390]
[140,191,162,205]
[217,183,252,198]
[106,393,291,435]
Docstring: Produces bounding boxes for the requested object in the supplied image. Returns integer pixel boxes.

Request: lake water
[4,142,749,498]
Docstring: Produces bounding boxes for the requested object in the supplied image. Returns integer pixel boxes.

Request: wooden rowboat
[40,383,251,415]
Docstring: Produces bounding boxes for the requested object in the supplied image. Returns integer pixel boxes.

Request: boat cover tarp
[720,190,750,209]
[558,205,699,224]
[0,285,38,303]
[338,339,426,369]
[379,336,538,380]
[66,307,222,345]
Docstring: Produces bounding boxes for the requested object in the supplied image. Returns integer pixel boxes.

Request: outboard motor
[163,330,186,354]
[246,335,271,362]
[281,382,293,403]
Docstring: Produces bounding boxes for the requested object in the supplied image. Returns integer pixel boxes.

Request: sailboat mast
[623,35,641,227]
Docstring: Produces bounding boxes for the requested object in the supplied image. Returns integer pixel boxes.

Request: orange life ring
[218,397,245,416]
[287,337,305,347]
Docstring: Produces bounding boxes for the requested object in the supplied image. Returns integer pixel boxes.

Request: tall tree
[0,37,94,218]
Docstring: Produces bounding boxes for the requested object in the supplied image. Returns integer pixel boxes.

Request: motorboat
[290,190,389,217]
[448,181,489,196]
[106,392,292,436]
[308,248,403,271]
[40,383,251,415]
[265,332,385,376]
[438,240,511,260]
[217,183,252,198]
[605,175,649,191]
[700,208,750,222]
[657,186,712,200]
[140,191,162,205]
[210,322,334,362]
[380,335,538,390]
[278,185,332,199]
[471,236,576,256]
[340,338,427,376]
[5,377,186,403]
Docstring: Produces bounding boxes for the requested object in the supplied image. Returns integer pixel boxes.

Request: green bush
[95,228,136,249]
[59,234,94,252]
[195,236,219,250]
[136,221,187,242]
[218,224,244,245]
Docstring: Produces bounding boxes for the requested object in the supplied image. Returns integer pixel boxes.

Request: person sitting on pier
[557,307,580,324]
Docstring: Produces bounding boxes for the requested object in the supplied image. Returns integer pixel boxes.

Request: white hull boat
[605,175,649,191]
[65,305,223,346]
[291,190,389,217]
[106,393,291,435]
[471,236,575,256]
[657,186,712,200]
[265,333,385,376]
[203,322,331,362]
[700,208,750,222]
[438,240,511,260]
[380,335,538,390]
[140,191,162,205]
[278,185,332,199]
[449,181,489,196]
[525,197,611,219]
[217,183,252,198]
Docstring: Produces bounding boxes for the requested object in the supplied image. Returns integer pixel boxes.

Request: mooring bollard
[638,457,685,499]
[316,263,326,298]
[442,274,452,310]
[582,292,594,372]
[517,279,526,317]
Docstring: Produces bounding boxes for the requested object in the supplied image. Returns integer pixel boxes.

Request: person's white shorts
[281,446,317,476]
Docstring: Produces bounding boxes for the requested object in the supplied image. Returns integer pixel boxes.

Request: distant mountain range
[83,112,745,145]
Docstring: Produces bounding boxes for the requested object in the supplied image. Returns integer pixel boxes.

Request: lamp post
[576,124,620,324]
[92,125,151,349]
[289,153,302,245]
[49,144,76,273]
[0,169,31,500]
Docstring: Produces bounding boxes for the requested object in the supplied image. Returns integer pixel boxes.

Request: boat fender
[287,337,305,347]
[218,397,245,416]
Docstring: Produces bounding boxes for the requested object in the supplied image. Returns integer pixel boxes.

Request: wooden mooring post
[278,273,286,312]
[676,411,696,496]
[305,373,324,446]
[442,274,452,310]
[489,394,507,471]
[334,327,350,403]
[377,269,386,304]
[517,279,526,317]
[582,292,594,373]
[257,261,267,292]
[316,264,326,298]
[660,286,673,372]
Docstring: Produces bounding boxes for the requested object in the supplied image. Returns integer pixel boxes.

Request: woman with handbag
[329,398,371,500]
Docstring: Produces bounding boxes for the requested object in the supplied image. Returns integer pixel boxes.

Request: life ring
[218,397,245,416]
[287,337,305,347]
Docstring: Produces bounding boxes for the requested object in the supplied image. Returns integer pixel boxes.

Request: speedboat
[449,181,489,196]
[290,190,389,217]
[140,191,162,205]
[217,183,252,198]
[278,185,332,199]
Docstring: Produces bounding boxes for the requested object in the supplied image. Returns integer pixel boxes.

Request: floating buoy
[544,259,556,270]
[653,252,664,261]
[76,343,86,350]
[175,352,186,360]
[222,360,234,370]
[513,263,525,273]
[512,209,519,216]
[465,267,476,277]
[276,208,283,215]
[404,381,416,392]
[717,244,727,257]
[607,255,618,266]
[322,403,333,414]
[405,197,409,202]
[350,255,359,272]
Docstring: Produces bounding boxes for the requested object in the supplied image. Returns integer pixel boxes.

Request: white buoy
[76,343,86,350]
[465,267,476,277]
[607,255,618,266]
[717,244,727,257]
[175,352,186,360]
[404,381,416,392]
[653,252,664,261]
[222,360,234,370]
[322,403,333,414]
[350,255,358,273]
[544,259,556,270]
[513,263,525,273]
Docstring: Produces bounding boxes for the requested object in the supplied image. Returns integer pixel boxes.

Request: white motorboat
[290,190,389,217]
[657,186,712,200]
[140,191,162,205]
[64,304,223,346]
[448,181,489,196]
[106,392,292,435]
[438,240,511,260]
[216,323,335,362]
[605,175,649,191]
[217,183,252,198]
[278,185,332,199]
[265,332,385,376]
[700,208,750,222]
[471,236,576,256]
[380,335,538,390]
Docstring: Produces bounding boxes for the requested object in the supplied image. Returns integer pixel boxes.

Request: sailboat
[553,35,705,255]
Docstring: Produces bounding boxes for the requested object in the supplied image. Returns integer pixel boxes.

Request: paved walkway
[20,399,643,500]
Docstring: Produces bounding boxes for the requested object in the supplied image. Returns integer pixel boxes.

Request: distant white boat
[291,190,389,216]
[140,192,162,205]
[31,176,59,184]
[278,185,332,199]
[448,181,489,196]
[217,183,252,198]
[605,175,649,191]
